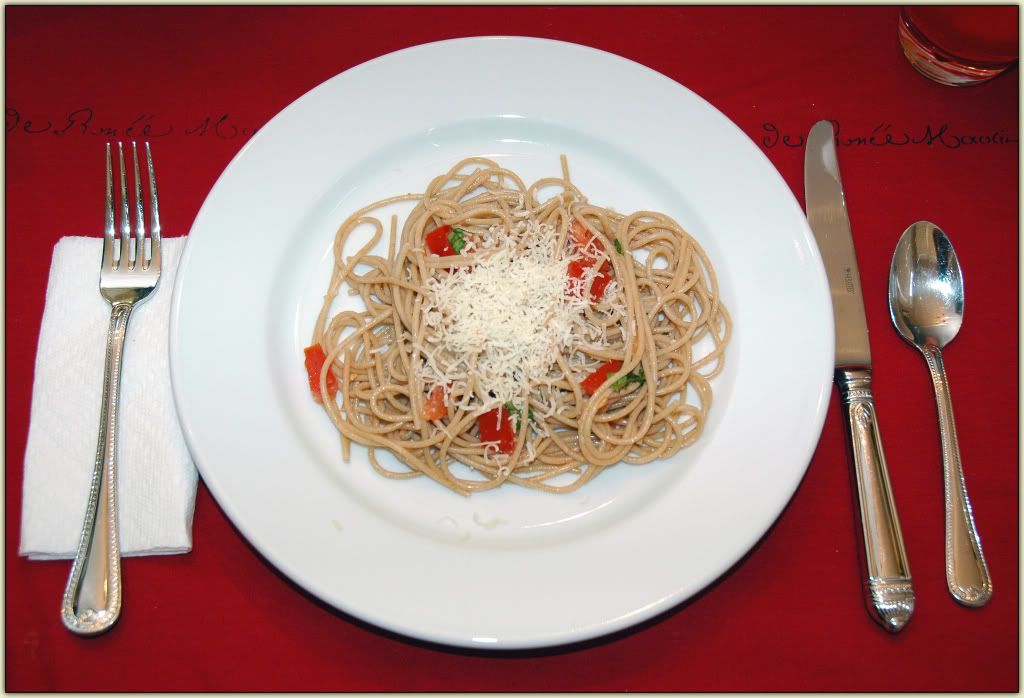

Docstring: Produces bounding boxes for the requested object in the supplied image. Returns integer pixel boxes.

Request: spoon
[888,220,992,607]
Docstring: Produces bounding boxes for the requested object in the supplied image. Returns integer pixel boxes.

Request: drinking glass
[898,5,1019,86]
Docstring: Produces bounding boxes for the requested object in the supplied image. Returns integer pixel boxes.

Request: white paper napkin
[20,236,197,560]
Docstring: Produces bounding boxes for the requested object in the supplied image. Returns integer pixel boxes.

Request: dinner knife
[804,120,915,632]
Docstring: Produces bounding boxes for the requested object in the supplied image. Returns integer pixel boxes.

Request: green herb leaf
[614,239,624,254]
[611,366,646,391]
[503,401,534,431]
[449,227,468,254]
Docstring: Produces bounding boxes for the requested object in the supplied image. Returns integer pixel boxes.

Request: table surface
[5,5,1019,692]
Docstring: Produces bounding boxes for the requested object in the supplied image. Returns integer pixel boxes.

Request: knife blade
[805,119,915,632]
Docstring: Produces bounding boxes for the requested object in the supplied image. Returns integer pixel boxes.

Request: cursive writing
[6,106,259,140]
[761,121,1017,150]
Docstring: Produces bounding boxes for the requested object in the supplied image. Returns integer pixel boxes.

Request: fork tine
[117,142,130,270]
[145,142,161,272]
[131,142,145,270]
[102,143,115,270]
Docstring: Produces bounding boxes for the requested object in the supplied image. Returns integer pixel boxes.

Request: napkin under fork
[20,236,197,560]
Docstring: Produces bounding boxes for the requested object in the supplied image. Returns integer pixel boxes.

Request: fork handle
[61,301,133,635]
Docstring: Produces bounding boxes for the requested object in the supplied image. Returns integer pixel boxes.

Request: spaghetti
[306,157,731,495]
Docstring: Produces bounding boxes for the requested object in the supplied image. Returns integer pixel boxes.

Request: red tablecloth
[5,5,1018,691]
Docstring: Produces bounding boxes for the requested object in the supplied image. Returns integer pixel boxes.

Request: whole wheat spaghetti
[305,157,730,495]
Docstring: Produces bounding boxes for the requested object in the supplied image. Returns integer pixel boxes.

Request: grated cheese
[418,216,619,411]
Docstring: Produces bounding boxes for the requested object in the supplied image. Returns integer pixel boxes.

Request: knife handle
[836,367,915,632]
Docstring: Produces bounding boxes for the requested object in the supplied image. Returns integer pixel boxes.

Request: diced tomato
[569,219,607,258]
[580,360,623,396]
[568,258,613,302]
[304,344,338,404]
[478,405,516,454]
[567,259,588,282]
[568,220,614,301]
[425,224,457,256]
[422,385,447,421]
[589,266,612,299]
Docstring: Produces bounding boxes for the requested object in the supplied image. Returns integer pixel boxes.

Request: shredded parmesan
[418,217,614,409]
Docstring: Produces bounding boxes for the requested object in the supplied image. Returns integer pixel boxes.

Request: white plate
[170,37,833,649]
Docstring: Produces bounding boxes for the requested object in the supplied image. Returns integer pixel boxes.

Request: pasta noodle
[307,157,731,495]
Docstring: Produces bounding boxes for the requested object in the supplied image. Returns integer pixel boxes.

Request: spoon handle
[922,344,992,607]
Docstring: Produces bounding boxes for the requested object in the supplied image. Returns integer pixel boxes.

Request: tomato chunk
[425,224,455,256]
[567,258,588,281]
[304,344,338,404]
[422,385,447,421]
[569,219,607,257]
[425,224,468,257]
[589,265,612,299]
[568,220,614,301]
[580,359,623,396]
[478,405,516,454]
[568,258,613,302]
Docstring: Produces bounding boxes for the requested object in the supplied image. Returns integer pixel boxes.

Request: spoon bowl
[888,221,991,607]
[889,223,964,349]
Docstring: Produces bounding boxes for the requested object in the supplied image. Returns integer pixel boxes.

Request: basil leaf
[449,227,468,254]
[614,239,624,254]
[503,401,534,431]
[611,366,646,391]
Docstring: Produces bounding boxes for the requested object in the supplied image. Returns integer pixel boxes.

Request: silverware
[61,142,162,635]
[804,120,914,632]
[888,221,992,607]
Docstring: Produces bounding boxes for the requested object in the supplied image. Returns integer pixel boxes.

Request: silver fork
[61,141,162,635]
